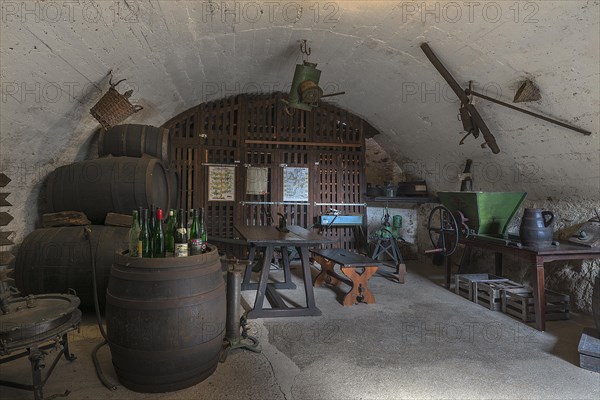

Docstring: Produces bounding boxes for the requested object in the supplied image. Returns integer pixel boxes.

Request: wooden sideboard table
[446,237,600,331]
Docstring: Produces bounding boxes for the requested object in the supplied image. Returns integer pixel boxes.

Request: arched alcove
[162,92,379,253]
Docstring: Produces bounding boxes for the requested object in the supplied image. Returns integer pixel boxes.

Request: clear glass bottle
[129,210,141,257]
[174,208,188,257]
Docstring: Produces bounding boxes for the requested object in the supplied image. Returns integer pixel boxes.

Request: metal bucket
[106,246,226,393]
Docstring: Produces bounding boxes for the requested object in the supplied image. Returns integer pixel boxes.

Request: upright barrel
[98,124,173,163]
[14,226,129,308]
[46,157,170,224]
[106,247,226,393]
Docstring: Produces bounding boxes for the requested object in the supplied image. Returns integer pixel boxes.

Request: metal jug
[519,208,554,248]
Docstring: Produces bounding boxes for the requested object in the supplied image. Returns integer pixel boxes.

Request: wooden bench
[310,248,385,306]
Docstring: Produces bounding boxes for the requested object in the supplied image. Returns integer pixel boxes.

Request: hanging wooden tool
[420,43,592,154]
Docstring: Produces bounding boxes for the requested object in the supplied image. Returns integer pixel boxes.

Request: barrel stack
[15,124,177,308]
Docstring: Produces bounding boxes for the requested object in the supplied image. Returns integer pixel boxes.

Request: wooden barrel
[106,246,226,393]
[46,157,170,224]
[98,124,173,163]
[14,226,129,308]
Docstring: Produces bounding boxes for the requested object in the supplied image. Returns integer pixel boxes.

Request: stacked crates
[454,274,570,322]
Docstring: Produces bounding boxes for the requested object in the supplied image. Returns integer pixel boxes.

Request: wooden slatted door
[162,92,370,256]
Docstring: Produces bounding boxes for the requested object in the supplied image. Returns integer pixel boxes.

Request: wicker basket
[90,77,143,130]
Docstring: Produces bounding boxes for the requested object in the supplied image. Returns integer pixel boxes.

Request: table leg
[299,247,320,314]
[495,252,503,277]
[242,246,257,289]
[340,266,378,306]
[532,257,546,331]
[281,246,291,285]
[248,245,274,319]
[445,253,453,289]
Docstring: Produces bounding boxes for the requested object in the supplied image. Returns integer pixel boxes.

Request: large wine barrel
[46,157,170,224]
[106,246,226,393]
[14,226,129,308]
[98,124,173,163]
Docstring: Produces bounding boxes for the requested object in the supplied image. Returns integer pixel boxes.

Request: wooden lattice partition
[162,92,369,256]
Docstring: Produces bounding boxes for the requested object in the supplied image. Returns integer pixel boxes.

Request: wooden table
[446,237,600,331]
[311,248,384,306]
[235,225,334,318]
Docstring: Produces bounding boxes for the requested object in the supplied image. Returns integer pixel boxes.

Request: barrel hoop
[97,129,105,158]
[106,282,224,310]
[108,332,223,358]
[110,260,221,281]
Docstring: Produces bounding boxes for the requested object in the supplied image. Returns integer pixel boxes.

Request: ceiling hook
[300,39,311,59]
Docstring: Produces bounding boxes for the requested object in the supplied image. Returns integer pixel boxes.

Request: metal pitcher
[519,208,554,248]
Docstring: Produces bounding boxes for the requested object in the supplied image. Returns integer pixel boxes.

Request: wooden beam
[245,140,361,148]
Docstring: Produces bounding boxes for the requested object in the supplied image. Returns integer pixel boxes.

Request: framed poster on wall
[208,166,235,201]
[283,167,309,202]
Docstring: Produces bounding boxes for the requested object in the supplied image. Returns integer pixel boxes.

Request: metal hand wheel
[427,206,459,256]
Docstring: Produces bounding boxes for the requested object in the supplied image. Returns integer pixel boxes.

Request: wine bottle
[199,207,207,253]
[174,208,188,257]
[189,209,201,255]
[129,210,141,257]
[149,204,156,255]
[164,209,176,256]
[153,208,165,258]
[138,209,151,258]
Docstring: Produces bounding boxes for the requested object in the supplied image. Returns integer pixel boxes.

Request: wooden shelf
[367,196,439,204]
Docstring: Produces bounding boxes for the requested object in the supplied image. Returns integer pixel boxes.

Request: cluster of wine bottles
[128,206,207,258]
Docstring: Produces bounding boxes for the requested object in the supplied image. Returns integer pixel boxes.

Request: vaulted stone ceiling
[1,1,599,237]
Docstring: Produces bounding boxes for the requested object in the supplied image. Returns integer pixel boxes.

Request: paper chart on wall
[246,167,269,195]
[208,166,235,201]
[283,167,309,202]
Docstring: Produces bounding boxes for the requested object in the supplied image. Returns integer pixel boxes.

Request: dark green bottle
[189,209,201,255]
[164,209,176,255]
[200,207,207,253]
[152,208,165,258]
[138,209,151,258]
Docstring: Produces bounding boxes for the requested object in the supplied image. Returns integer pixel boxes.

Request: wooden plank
[0,251,15,266]
[0,231,14,246]
[0,173,10,187]
[0,193,11,206]
[104,212,132,227]
[42,211,91,227]
[0,212,13,226]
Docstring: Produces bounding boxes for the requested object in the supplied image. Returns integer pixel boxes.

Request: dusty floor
[1,259,599,400]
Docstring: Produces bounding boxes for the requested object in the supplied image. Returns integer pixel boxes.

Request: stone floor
[1,259,599,399]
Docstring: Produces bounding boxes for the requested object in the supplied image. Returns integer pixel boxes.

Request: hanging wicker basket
[90,75,143,130]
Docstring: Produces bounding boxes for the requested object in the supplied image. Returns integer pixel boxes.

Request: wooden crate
[455,274,509,301]
[502,287,570,322]
[474,280,524,311]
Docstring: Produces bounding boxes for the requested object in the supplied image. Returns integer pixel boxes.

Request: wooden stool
[311,248,383,306]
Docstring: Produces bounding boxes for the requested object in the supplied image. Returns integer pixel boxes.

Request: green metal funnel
[437,191,527,237]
